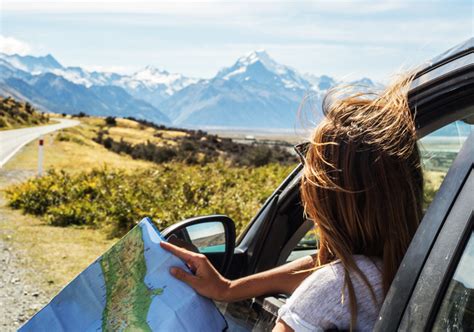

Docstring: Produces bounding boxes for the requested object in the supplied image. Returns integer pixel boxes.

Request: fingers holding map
[19,218,228,331]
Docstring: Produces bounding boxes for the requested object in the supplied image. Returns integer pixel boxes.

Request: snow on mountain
[217,50,311,91]
[122,66,198,94]
[0,72,171,124]
[0,51,379,129]
[0,53,62,74]
[0,54,170,123]
[0,58,21,73]
[304,74,337,91]
[115,66,199,107]
[159,51,322,128]
[47,67,122,87]
[0,53,196,102]
[0,53,113,87]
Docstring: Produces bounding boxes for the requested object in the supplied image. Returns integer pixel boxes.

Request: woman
[160,75,423,331]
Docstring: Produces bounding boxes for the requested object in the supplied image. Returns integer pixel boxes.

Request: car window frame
[430,221,474,330]
[375,131,474,331]
[399,173,473,330]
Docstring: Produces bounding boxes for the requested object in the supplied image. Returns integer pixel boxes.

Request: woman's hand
[160,241,232,302]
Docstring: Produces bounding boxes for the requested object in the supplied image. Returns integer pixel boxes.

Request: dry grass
[0,168,115,294]
[108,126,160,144]
[0,119,60,131]
[108,118,187,145]
[0,117,159,294]
[4,121,155,173]
[0,198,114,294]
[424,170,445,189]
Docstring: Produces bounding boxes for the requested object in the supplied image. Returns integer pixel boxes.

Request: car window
[286,227,318,262]
[420,121,473,210]
[432,230,474,331]
[288,120,473,262]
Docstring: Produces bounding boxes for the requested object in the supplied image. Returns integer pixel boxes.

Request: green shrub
[105,116,117,126]
[57,133,85,145]
[6,163,295,237]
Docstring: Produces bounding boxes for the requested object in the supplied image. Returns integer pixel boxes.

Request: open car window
[419,120,473,209]
[286,226,317,262]
[287,120,473,263]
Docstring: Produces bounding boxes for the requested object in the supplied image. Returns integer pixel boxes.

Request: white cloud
[0,35,32,55]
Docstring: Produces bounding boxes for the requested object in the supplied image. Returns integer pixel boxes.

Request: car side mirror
[161,215,236,275]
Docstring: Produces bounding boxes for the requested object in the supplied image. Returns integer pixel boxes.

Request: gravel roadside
[0,170,51,331]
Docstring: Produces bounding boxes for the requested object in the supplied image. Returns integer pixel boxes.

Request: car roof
[411,37,473,91]
[416,37,473,76]
[409,38,473,136]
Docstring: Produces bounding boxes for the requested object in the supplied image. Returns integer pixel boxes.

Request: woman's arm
[160,241,316,302]
[224,253,316,302]
[273,320,294,332]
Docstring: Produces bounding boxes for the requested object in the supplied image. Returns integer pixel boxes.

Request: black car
[162,38,474,331]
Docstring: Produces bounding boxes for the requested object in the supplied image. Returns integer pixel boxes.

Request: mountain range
[0,51,376,129]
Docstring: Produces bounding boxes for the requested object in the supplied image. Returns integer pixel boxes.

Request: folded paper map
[19,218,227,331]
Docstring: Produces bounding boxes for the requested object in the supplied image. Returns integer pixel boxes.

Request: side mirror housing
[161,215,236,275]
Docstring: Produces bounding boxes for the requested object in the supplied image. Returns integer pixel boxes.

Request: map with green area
[101,225,163,331]
[19,218,227,331]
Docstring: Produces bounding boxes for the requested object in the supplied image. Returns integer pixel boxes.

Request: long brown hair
[300,75,423,327]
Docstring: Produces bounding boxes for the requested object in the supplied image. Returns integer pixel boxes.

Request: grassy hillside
[95,116,297,167]
[3,117,157,172]
[0,96,50,129]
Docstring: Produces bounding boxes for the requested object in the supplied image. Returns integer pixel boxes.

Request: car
[161,38,474,331]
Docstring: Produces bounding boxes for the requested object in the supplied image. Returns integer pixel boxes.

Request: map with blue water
[19,218,227,331]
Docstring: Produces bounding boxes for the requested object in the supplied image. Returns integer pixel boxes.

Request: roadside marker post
[38,136,44,177]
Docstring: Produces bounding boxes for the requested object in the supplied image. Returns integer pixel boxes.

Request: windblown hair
[300,75,423,328]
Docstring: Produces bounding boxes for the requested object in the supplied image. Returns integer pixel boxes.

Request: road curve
[0,119,80,167]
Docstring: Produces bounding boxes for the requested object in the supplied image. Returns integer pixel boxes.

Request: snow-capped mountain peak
[216,50,311,91]
[236,49,285,74]
[0,53,63,74]
[304,74,337,91]
[121,66,198,96]
[219,49,286,79]
[133,66,178,86]
[0,52,198,99]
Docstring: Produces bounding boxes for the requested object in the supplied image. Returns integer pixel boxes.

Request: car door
[375,131,473,331]
[218,164,307,331]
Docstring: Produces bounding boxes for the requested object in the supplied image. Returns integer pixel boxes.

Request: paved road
[0,119,79,167]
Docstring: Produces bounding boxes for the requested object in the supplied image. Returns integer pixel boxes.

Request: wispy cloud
[0,35,32,55]
[1,0,410,15]
[2,1,470,80]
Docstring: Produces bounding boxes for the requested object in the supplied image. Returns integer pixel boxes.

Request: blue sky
[1,1,472,81]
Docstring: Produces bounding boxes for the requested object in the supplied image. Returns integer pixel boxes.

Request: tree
[25,102,33,114]
[105,116,117,126]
